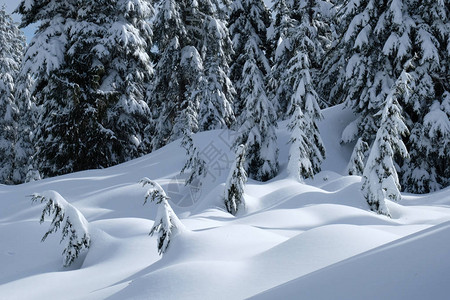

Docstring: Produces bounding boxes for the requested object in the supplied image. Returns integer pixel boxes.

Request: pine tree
[325,0,414,142]
[269,0,333,118]
[16,0,92,177]
[402,92,450,193]
[197,14,235,131]
[287,106,323,180]
[318,0,348,106]
[229,0,271,122]
[268,0,297,117]
[140,178,185,255]
[233,39,279,181]
[224,144,247,215]
[18,0,154,178]
[148,0,193,149]
[346,137,369,175]
[150,0,234,149]
[362,71,410,216]
[0,8,25,184]
[285,1,328,179]
[323,0,449,193]
[14,73,39,183]
[31,191,91,267]
[400,0,450,193]
[179,98,207,187]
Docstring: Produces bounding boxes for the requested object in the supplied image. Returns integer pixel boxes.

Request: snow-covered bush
[224,144,247,215]
[140,178,185,255]
[31,191,90,267]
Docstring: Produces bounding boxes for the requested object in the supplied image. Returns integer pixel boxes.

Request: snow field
[1,105,449,299]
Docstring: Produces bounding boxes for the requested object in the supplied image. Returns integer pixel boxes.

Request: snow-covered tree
[16,0,83,177]
[233,43,279,181]
[284,1,330,180]
[323,0,449,193]
[198,15,235,131]
[402,92,450,193]
[16,0,74,89]
[148,0,195,149]
[180,123,207,188]
[267,0,297,117]
[269,0,333,118]
[0,8,25,184]
[229,0,271,122]
[323,0,414,145]
[228,0,279,182]
[346,137,369,176]
[362,71,410,216]
[31,191,91,267]
[284,21,326,178]
[149,0,234,149]
[287,105,324,180]
[18,0,154,178]
[140,178,185,255]
[13,73,39,183]
[399,0,450,193]
[224,144,247,215]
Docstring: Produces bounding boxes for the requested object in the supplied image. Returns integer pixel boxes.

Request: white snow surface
[1,104,449,299]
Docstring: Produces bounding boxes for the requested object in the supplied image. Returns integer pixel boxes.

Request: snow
[251,221,450,300]
[1,105,450,299]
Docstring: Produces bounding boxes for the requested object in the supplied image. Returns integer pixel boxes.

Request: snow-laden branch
[224,144,247,215]
[31,190,90,267]
[139,177,185,255]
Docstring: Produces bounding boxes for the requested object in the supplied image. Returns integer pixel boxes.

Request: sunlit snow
[1,105,449,299]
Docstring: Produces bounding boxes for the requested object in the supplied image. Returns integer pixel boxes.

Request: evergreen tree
[224,144,247,215]
[197,13,235,131]
[16,0,91,177]
[31,191,91,267]
[402,92,450,193]
[323,0,413,143]
[400,0,450,193]
[140,178,185,255]
[269,0,333,118]
[323,0,449,193]
[0,8,25,184]
[149,0,197,149]
[268,0,297,117]
[284,4,328,178]
[18,0,154,178]
[362,71,410,216]
[14,73,39,183]
[287,106,313,180]
[178,96,207,187]
[150,0,234,149]
[229,0,271,122]
[287,105,324,180]
[234,43,279,181]
[346,137,369,175]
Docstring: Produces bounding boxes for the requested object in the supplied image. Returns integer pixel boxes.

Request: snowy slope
[1,105,449,299]
[251,221,450,300]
